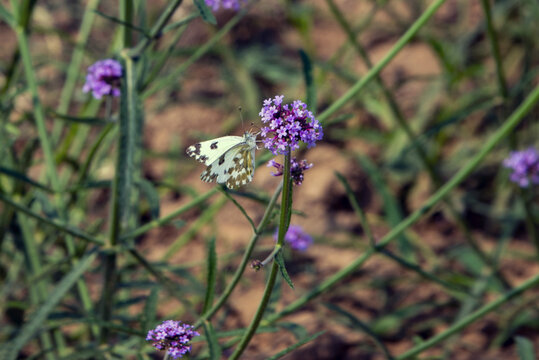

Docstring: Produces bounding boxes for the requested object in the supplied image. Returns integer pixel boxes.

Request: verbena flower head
[260,96,323,155]
[274,225,313,251]
[503,147,539,188]
[204,0,246,11]
[146,320,200,359]
[82,59,122,99]
[268,158,313,185]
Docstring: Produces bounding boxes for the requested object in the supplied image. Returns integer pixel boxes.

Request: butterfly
[186,130,258,189]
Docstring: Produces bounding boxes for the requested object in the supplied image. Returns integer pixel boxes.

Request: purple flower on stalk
[274,225,313,251]
[82,59,122,99]
[259,96,323,155]
[204,0,246,11]
[268,158,313,185]
[146,320,200,359]
[503,147,539,188]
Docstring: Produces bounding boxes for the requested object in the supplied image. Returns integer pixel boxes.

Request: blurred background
[1,0,539,359]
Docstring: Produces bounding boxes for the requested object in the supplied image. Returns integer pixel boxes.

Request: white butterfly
[186,130,258,189]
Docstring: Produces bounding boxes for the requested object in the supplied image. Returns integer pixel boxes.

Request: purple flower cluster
[146,320,200,359]
[204,0,246,11]
[268,158,313,185]
[259,95,323,155]
[274,225,313,251]
[82,59,122,99]
[503,147,539,188]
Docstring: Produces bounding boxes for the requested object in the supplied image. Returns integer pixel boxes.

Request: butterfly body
[186,131,257,189]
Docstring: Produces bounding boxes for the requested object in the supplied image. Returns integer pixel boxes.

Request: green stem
[15,26,60,192]
[120,0,133,47]
[52,0,101,144]
[229,151,292,360]
[263,83,539,324]
[129,0,185,57]
[0,193,104,245]
[396,271,539,359]
[120,187,219,240]
[480,0,508,99]
[318,0,447,123]
[195,180,283,326]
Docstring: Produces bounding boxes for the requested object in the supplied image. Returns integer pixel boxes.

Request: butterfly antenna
[238,106,244,129]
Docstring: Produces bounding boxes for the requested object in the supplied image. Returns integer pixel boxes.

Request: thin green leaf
[92,9,150,37]
[278,322,308,340]
[0,166,53,193]
[203,321,222,360]
[299,49,316,110]
[137,179,160,219]
[52,111,111,126]
[202,237,217,314]
[0,193,104,245]
[266,331,325,360]
[141,288,159,334]
[515,336,536,360]
[220,188,257,232]
[0,3,14,27]
[192,0,217,25]
[275,251,294,289]
[0,251,97,360]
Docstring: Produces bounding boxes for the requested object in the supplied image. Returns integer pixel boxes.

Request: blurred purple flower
[268,158,313,185]
[146,320,200,359]
[204,0,246,11]
[259,96,323,155]
[274,225,313,251]
[503,147,539,188]
[82,59,122,99]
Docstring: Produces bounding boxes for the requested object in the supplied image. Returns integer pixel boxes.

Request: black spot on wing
[186,143,202,157]
[218,155,226,165]
[210,142,218,149]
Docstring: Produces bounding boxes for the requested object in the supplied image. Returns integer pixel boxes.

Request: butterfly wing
[186,135,244,165]
[200,143,256,189]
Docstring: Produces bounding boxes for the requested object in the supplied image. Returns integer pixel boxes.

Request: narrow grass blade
[266,331,325,360]
[299,49,316,110]
[0,3,14,26]
[193,0,217,25]
[202,237,217,314]
[0,251,97,360]
[137,179,160,220]
[0,166,53,193]
[52,112,110,126]
[203,321,222,360]
[0,193,104,245]
[93,9,150,37]
[275,251,294,289]
[220,188,256,232]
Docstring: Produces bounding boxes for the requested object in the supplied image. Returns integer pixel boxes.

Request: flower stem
[229,149,292,360]
[194,181,283,327]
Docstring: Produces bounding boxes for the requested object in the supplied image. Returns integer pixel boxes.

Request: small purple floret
[82,59,122,99]
[268,158,313,185]
[503,147,539,188]
[204,0,246,11]
[259,96,323,155]
[146,320,200,359]
[274,225,313,251]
